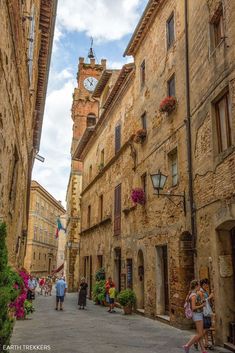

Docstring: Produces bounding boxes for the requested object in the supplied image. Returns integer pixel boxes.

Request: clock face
[83,76,98,92]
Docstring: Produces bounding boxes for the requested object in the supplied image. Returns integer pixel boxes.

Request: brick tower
[66,56,106,291]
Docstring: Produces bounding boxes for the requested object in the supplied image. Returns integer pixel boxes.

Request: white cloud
[57,0,143,42]
[108,56,134,69]
[32,76,76,206]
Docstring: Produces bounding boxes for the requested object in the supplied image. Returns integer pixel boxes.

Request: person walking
[27,275,37,301]
[183,279,207,353]
[47,276,53,296]
[108,283,116,313]
[200,279,214,349]
[105,277,114,311]
[55,276,67,311]
[39,277,45,295]
[78,278,88,310]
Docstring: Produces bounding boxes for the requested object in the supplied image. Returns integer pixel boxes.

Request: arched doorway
[216,222,235,345]
[136,249,144,310]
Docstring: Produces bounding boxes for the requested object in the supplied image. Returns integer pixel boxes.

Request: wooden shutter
[115,125,121,154]
[167,13,175,49]
[114,184,121,236]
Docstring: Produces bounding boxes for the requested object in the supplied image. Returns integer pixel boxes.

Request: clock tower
[66,56,106,291]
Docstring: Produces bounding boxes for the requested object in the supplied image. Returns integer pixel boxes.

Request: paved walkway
[9,292,229,353]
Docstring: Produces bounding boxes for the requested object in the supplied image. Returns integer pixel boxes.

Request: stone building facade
[24,181,65,277]
[0,0,57,269]
[188,0,235,347]
[66,57,106,291]
[72,0,235,346]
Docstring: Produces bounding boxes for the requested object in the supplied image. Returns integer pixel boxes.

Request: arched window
[87,114,96,127]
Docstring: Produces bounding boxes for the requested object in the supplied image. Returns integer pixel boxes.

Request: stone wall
[79,0,195,326]
[189,0,235,344]
[0,0,56,269]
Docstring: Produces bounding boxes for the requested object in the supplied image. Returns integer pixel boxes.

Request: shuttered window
[114,184,121,236]
[115,124,121,154]
[167,13,175,49]
[167,74,175,97]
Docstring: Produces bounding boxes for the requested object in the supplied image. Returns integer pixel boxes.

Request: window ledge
[214,145,235,168]
[122,204,137,215]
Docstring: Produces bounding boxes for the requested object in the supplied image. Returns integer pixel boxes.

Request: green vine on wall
[0,222,22,351]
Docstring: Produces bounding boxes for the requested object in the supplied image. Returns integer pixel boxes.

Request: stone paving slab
[8,292,230,353]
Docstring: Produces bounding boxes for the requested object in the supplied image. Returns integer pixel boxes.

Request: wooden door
[162,245,169,314]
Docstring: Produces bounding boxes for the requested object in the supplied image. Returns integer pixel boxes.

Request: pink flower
[131,188,146,205]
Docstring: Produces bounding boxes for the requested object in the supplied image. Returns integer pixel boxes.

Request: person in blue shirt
[55,276,67,311]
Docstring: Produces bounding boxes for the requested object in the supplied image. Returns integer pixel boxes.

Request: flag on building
[55,217,66,238]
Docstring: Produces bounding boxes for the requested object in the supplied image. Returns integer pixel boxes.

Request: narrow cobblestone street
[10,292,229,353]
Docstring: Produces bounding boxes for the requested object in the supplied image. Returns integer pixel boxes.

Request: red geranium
[159,96,177,113]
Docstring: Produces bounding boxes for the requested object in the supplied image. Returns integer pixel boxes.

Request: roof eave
[33,0,58,152]
[123,0,161,57]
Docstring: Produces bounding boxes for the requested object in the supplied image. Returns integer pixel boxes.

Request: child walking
[108,283,116,313]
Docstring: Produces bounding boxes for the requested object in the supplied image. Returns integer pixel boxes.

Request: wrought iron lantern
[150,170,186,214]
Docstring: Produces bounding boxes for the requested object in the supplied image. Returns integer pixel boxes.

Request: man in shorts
[55,276,67,311]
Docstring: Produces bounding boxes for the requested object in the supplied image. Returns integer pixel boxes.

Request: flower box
[133,129,147,144]
[159,96,177,114]
[131,188,146,205]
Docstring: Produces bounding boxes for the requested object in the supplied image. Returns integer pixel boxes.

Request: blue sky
[33,0,148,206]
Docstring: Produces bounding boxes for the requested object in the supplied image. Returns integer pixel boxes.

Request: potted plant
[92,279,106,305]
[159,96,177,114]
[117,289,136,314]
[131,188,146,205]
[133,129,147,144]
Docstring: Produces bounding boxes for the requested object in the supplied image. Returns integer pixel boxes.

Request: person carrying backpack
[183,279,207,353]
[200,279,214,349]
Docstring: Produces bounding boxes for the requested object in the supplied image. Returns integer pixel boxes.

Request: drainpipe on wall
[184,0,197,267]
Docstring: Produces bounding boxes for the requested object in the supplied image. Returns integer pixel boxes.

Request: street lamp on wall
[150,170,186,215]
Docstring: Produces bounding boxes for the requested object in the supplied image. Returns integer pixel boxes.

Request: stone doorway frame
[155,244,169,317]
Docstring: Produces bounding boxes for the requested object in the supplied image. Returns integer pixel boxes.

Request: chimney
[101,59,106,69]
[79,57,84,64]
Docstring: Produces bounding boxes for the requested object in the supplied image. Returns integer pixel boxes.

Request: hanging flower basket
[133,129,147,144]
[131,188,146,205]
[159,96,177,114]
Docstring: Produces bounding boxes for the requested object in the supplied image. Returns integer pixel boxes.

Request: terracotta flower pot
[123,305,132,315]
